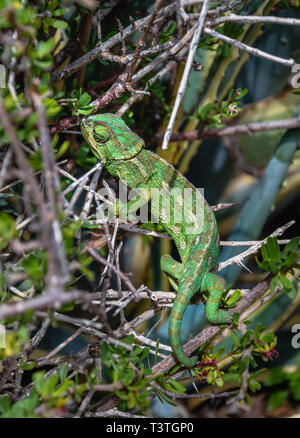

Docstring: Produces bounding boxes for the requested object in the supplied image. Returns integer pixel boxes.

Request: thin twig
[204,26,295,68]
[162,0,211,150]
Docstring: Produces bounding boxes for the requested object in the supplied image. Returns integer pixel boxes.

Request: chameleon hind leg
[201,273,231,324]
[161,255,202,302]
[161,254,183,291]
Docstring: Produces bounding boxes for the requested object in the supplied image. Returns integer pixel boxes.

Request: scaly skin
[81,113,231,368]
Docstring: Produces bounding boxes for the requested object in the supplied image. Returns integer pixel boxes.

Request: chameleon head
[81,113,144,163]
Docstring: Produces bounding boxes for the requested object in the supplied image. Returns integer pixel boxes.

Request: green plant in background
[264,354,300,411]
[256,237,300,300]
[194,88,248,128]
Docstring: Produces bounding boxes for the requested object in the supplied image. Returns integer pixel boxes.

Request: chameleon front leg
[161,254,184,291]
[201,273,232,324]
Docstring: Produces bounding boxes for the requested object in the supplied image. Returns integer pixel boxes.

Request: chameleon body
[81,113,231,368]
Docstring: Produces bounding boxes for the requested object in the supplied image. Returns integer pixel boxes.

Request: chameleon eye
[93,125,110,143]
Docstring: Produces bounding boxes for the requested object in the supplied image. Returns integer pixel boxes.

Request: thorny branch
[50,0,297,135]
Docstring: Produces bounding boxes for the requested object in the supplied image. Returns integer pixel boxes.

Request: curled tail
[168,284,198,368]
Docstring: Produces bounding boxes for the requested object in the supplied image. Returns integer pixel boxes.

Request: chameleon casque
[81,113,231,368]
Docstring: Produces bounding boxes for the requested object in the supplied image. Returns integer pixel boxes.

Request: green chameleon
[81,113,232,368]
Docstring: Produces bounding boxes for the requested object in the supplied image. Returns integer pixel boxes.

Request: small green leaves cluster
[21,250,47,291]
[225,364,266,406]
[0,322,29,360]
[0,218,94,306]
[158,21,177,44]
[154,374,186,407]
[195,88,247,128]
[202,286,241,324]
[0,391,39,418]
[39,0,69,33]
[222,287,241,312]
[147,79,170,115]
[91,336,189,412]
[0,1,66,145]
[100,335,153,412]
[225,323,278,404]
[0,363,86,417]
[264,354,300,411]
[256,237,300,299]
[28,135,69,170]
[58,90,94,117]
[231,323,278,362]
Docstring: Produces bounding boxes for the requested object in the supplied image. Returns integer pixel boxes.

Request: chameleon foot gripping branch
[81,113,231,368]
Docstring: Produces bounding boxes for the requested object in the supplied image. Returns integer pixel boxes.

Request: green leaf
[222,42,232,58]
[248,379,261,392]
[215,347,225,360]
[77,106,94,115]
[122,334,135,345]
[264,368,287,387]
[156,390,177,407]
[33,371,59,397]
[238,88,248,99]
[197,103,213,120]
[32,57,53,69]
[44,17,68,29]
[33,37,56,58]
[268,237,281,262]
[55,140,69,159]
[223,372,240,383]
[286,285,297,300]
[168,377,186,394]
[223,22,244,39]
[245,392,253,406]
[21,251,46,281]
[43,374,60,396]
[32,371,46,392]
[76,92,91,108]
[232,312,240,326]
[231,330,240,347]
[138,346,150,362]
[270,276,282,294]
[267,389,288,411]
[52,8,67,16]
[282,237,300,256]
[20,360,35,371]
[280,274,293,290]
[59,363,68,382]
[51,380,72,398]
[226,290,241,307]
[0,211,17,250]
[240,356,249,373]
[0,396,11,416]
[48,0,59,10]
[261,332,275,344]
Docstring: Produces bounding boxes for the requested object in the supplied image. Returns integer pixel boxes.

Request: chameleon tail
[168,285,198,368]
